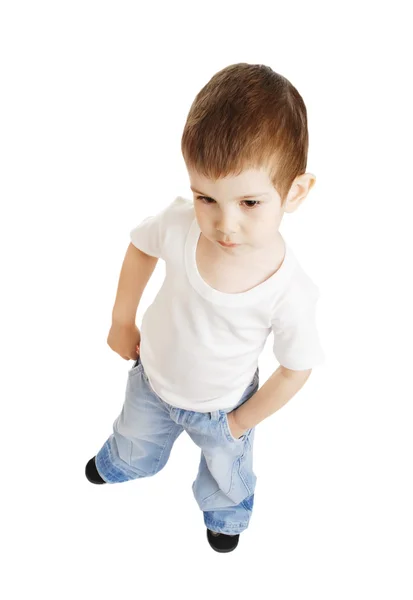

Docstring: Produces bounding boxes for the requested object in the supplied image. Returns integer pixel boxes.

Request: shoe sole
[207,529,239,552]
[85,457,106,484]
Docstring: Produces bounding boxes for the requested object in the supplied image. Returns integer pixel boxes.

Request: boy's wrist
[111,307,136,326]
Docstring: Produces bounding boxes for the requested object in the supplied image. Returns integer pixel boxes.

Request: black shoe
[207,528,240,553]
[85,456,106,484]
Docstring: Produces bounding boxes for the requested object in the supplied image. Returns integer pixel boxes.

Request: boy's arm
[229,366,312,437]
[112,242,159,325]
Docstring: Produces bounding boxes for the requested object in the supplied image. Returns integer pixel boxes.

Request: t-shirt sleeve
[129,197,190,259]
[129,200,175,258]
[129,214,164,258]
[271,285,325,371]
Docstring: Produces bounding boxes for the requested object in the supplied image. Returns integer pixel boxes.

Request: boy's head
[181,63,315,255]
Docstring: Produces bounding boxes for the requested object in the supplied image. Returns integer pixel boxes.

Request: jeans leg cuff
[95,439,135,483]
[204,516,248,535]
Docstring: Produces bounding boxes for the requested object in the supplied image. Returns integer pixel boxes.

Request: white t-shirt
[130,196,325,412]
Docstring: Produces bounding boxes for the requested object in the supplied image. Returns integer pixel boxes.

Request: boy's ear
[283,173,316,213]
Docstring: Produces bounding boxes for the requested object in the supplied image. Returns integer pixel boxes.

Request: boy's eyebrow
[190,186,268,200]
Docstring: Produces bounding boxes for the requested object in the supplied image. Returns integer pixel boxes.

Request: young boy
[85,63,325,553]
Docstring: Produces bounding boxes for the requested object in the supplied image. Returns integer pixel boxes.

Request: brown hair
[181,63,309,205]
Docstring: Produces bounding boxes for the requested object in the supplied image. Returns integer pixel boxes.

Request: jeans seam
[150,424,177,476]
[237,453,252,496]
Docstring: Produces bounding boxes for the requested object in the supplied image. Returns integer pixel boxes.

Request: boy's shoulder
[288,255,319,296]
[165,195,194,215]
[161,195,195,231]
[274,248,320,318]
[130,196,193,259]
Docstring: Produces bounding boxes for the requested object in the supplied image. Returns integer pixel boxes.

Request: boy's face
[188,167,288,256]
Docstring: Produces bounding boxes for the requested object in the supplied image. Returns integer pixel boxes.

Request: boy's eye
[196,196,261,209]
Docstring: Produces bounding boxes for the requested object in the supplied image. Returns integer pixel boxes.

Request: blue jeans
[95,355,259,535]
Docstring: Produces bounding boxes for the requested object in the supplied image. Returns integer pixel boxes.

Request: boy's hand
[107,320,141,361]
[227,411,247,440]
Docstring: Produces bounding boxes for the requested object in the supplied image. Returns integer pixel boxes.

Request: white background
[1,1,412,598]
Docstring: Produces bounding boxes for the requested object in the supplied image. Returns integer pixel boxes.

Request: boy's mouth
[218,241,239,247]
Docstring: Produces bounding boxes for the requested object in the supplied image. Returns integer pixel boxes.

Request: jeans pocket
[220,411,249,444]
[128,361,140,372]
[128,356,144,380]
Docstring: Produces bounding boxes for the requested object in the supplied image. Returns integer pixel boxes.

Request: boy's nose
[216,223,238,236]
[217,230,237,237]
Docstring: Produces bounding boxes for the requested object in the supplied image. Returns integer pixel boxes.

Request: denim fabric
[95,355,259,535]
